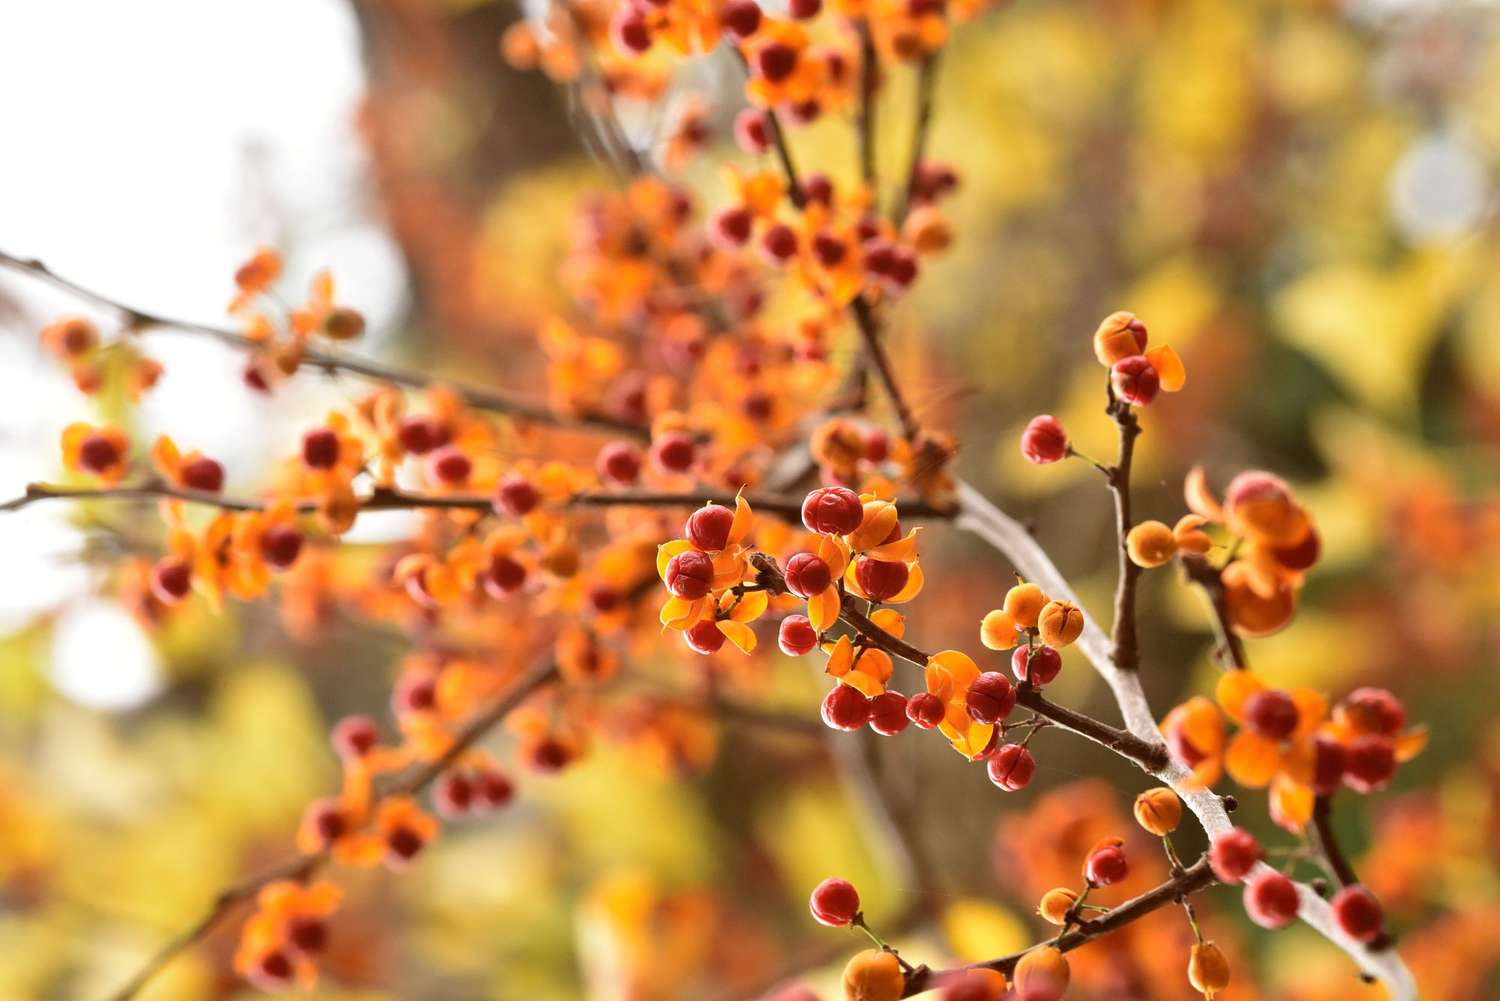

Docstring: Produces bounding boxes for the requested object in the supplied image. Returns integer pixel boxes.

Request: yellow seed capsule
[1092,310,1148,367]
[979,609,1018,651]
[1188,942,1231,999]
[1037,600,1084,649]
[1013,946,1070,1001]
[1003,582,1048,630]
[1037,887,1080,925]
[1126,520,1178,568]
[842,948,905,1001]
[1133,787,1183,836]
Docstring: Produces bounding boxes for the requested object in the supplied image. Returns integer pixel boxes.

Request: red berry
[722,0,763,38]
[784,552,832,598]
[808,877,860,926]
[684,619,726,654]
[1020,415,1069,465]
[304,798,348,848]
[906,692,946,729]
[473,767,515,810]
[243,363,271,394]
[1273,527,1321,571]
[788,0,821,17]
[1331,884,1383,943]
[1312,734,1347,795]
[711,207,754,248]
[821,684,870,730]
[1209,829,1262,884]
[802,172,834,206]
[1341,687,1406,737]
[79,432,123,475]
[778,614,819,656]
[529,738,573,772]
[652,431,698,473]
[494,473,541,518]
[393,675,437,715]
[1343,734,1397,793]
[761,223,798,263]
[734,109,771,154]
[686,503,736,552]
[611,7,652,53]
[1085,841,1129,886]
[756,42,798,83]
[484,554,527,598]
[254,951,294,988]
[1011,645,1062,685]
[286,915,327,954]
[181,455,224,493]
[260,522,304,569]
[1244,689,1300,740]
[966,672,1016,724]
[665,550,714,600]
[1111,356,1160,407]
[587,584,620,614]
[863,428,889,463]
[869,691,910,736]
[150,557,192,604]
[397,414,447,454]
[855,557,909,602]
[385,824,426,863]
[435,771,474,817]
[302,427,340,469]
[597,441,642,485]
[802,486,864,535]
[428,445,471,485]
[1244,871,1299,928]
[987,744,1036,791]
[331,715,378,759]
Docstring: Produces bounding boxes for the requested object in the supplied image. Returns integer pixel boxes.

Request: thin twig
[1181,553,1248,669]
[891,52,939,227]
[1106,391,1142,672]
[857,21,879,196]
[850,295,920,441]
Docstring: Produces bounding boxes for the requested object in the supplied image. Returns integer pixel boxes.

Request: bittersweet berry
[287,915,328,954]
[253,951,294,989]
[1012,946,1069,1001]
[1187,942,1230,999]
[842,950,904,1001]
[150,557,192,604]
[906,691,946,729]
[260,522,304,569]
[427,445,472,486]
[761,223,798,263]
[435,771,474,817]
[1133,787,1182,836]
[684,619,726,654]
[397,414,447,455]
[610,7,651,53]
[822,684,870,731]
[855,557,908,602]
[1092,311,1148,367]
[1331,884,1383,943]
[979,609,1016,651]
[808,877,860,926]
[710,207,754,248]
[651,430,698,473]
[802,172,834,206]
[473,767,515,811]
[788,0,821,18]
[1126,520,1177,568]
[1037,600,1084,648]
[686,503,735,552]
[1003,582,1047,630]
[1343,734,1397,793]
[1209,829,1261,884]
[323,307,365,341]
[1037,887,1079,925]
[987,744,1035,791]
[1020,415,1068,465]
[665,550,714,599]
[494,474,541,517]
[304,799,348,849]
[302,428,340,470]
[484,555,527,598]
[778,615,818,656]
[756,42,798,83]
[1244,871,1299,928]
[1340,687,1406,737]
[1111,355,1160,407]
[869,691,910,736]
[1084,838,1128,886]
[1012,645,1062,685]
[385,824,426,863]
[1273,527,1321,571]
[966,672,1016,724]
[596,441,642,485]
[331,715,378,759]
[1243,689,1300,740]
[734,109,771,154]
[181,455,225,493]
[721,0,762,38]
[784,552,832,598]
[393,675,437,714]
[802,485,863,535]
[1311,735,1347,795]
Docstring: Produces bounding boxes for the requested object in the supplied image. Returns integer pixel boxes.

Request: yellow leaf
[808,587,840,632]
[715,620,756,654]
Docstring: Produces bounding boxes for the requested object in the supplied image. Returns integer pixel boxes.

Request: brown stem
[851,295,920,441]
[1107,395,1142,672]
[1181,553,1248,670]
[0,249,645,439]
[1309,794,1359,889]
[892,52,939,227]
[857,22,879,193]
[899,855,1216,996]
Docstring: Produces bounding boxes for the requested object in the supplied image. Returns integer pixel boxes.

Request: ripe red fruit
[721,0,763,38]
[821,684,870,731]
[761,223,798,262]
[1085,841,1129,886]
[435,771,474,817]
[304,798,348,847]
[756,42,797,82]
[301,428,340,469]
[1244,871,1300,928]
[1209,828,1262,884]
[427,445,472,485]
[778,614,819,656]
[1343,734,1397,793]
[734,109,771,154]
[78,432,124,475]
[483,554,527,598]
[260,522,304,569]
[1311,735,1347,795]
[1331,884,1383,943]
[802,486,864,535]
[906,692,946,729]
[684,619,726,654]
[1244,689,1300,740]
[686,503,736,552]
[597,441,642,485]
[784,552,833,598]
[987,744,1036,791]
[1342,687,1406,737]
[1111,356,1160,407]
[665,550,714,599]
[473,768,515,811]
[711,207,754,248]
[1273,527,1321,571]
[286,915,327,954]
[652,431,698,473]
[802,172,834,206]
[1012,645,1062,685]
[587,585,620,614]
[1020,415,1069,464]
[253,951,294,988]
[331,715,378,759]
[863,428,889,462]
[150,557,192,604]
[611,7,652,53]
[243,362,272,394]
[966,672,1017,724]
[788,0,821,17]
[494,474,541,517]
[868,691,911,736]
[808,877,860,926]
[855,557,909,602]
[181,456,225,493]
[385,824,427,863]
[393,675,437,715]
[397,414,447,454]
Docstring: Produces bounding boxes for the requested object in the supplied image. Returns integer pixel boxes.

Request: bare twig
[892,52,939,227]
[1106,393,1142,672]
[1181,553,1248,670]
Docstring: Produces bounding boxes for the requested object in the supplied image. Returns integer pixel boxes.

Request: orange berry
[841,949,904,1001]
[1092,310,1147,367]
[1126,520,1177,568]
[1013,946,1069,1001]
[1133,787,1182,836]
[1037,600,1083,649]
[1187,942,1230,999]
[1221,561,1296,637]
[979,609,1017,651]
[1003,582,1047,630]
[1037,887,1079,925]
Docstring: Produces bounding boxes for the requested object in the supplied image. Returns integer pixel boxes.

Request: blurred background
[2,0,1500,998]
